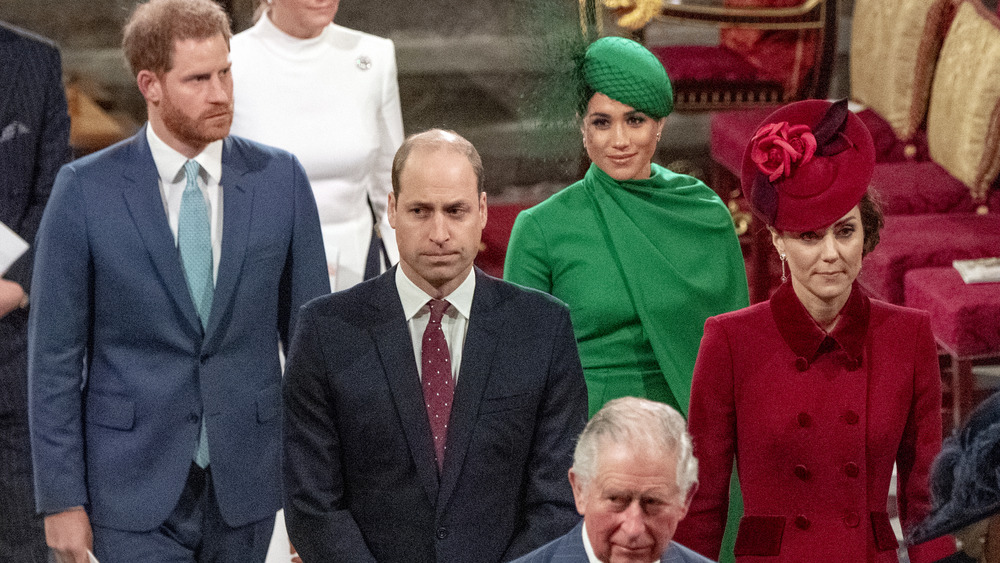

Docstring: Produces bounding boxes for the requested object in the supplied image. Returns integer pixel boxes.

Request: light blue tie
[179,159,213,468]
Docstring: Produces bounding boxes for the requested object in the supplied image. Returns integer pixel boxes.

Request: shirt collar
[770,280,870,368]
[395,266,476,321]
[146,123,224,185]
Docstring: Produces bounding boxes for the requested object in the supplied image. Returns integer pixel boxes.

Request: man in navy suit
[511,397,714,563]
[27,0,329,561]
[0,20,71,563]
[282,129,589,562]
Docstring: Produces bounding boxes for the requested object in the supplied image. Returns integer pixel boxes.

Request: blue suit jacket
[510,521,717,563]
[282,267,589,562]
[27,128,330,531]
[0,21,70,378]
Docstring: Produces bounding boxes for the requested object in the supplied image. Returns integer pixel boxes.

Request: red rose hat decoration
[741,99,876,232]
[750,122,818,182]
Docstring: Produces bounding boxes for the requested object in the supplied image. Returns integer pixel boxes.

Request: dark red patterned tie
[422,299,453,472]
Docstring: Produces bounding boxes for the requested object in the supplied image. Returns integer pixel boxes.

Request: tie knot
[427,299,450,323]
[183,160,201,190]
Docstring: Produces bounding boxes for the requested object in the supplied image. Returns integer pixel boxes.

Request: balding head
[391,129,484,197]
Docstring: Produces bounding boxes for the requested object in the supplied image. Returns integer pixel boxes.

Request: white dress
[230,15,403,291]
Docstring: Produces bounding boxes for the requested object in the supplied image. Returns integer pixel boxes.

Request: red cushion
[858,213,1000,303]
[652,45,762,83]
[905,267,1000,357]
[710,108,775,176]
[871,161,976,215]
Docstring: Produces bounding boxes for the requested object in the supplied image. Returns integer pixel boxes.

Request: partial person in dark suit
[511,396,713,563]
[27,1,329,562]
[282,128,589,562]
[0,20,71,563]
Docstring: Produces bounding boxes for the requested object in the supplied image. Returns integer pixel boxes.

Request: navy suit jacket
[282,267,589,562]
[0,21,70,383]
[510,522,717,563]
[27,128,330,531]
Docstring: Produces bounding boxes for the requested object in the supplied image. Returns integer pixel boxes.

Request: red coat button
[844,462,860,478]
[794,465,811,481]
[797,412,812,428]
[795,515,811,530]
[844,512,860,528]
[844,411,859,425]
[846,357,861,370]
[795,357,809,371]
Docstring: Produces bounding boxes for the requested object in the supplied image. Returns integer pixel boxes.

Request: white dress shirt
[146,124,224,281]
[395,267,475,383]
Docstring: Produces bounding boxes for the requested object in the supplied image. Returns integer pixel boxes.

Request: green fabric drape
[505,163,749,415]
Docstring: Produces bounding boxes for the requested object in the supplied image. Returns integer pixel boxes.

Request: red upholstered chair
[647,0,838,112]
[858,0,1000,305]
[905,267,1000,426]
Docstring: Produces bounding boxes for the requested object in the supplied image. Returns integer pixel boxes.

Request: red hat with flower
[741,99,875,232]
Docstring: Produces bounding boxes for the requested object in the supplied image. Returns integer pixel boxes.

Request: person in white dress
[230,2,403,560]
[230,0,403,292]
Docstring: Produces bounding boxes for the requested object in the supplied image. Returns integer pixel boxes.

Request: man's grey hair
[572,397,698,496]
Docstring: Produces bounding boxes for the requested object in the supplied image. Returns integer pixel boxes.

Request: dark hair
[859,190,884,256]
[391,129,484,197]
[122,0,231,77]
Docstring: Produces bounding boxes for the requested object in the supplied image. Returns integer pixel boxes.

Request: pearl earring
[780,253,788,284]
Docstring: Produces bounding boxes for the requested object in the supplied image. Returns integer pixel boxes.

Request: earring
[780,253,788,283]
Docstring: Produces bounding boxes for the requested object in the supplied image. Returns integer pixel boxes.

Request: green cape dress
[504,162,749,563]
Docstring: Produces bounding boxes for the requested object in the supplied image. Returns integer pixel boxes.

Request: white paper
[953,257,1000,284]
[88,550,100,563]
[0,221,29,276]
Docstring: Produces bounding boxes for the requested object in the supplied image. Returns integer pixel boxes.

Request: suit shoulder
[299,274,384,322]
[225,134,294,160]
[507,527,579,563]
[224,135,303,173]
[0,21,60,54]
[667,541,718,563]
[58,134,140,177]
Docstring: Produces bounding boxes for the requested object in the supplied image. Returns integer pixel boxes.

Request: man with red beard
[27,0,329,561]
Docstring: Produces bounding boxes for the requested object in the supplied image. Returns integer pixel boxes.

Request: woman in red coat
[673,100,955,562]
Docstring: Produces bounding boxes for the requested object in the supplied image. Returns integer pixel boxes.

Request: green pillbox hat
[583,36,673,119]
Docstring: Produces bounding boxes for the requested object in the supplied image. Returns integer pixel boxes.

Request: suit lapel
[203,138,252,346]
[370,270,440,505]
[120,127,202,333]
[437,269,506,508]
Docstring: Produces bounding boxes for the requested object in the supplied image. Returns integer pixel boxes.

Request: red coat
[674,282,955,562]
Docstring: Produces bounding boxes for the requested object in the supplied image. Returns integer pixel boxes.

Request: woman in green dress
[504,36,749,418]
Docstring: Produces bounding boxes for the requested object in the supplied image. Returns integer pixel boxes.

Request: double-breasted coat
[674,281,955,562]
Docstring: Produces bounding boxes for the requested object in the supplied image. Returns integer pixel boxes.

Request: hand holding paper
[0,220,29,276]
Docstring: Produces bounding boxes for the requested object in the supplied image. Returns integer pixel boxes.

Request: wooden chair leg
[952,355,976,428]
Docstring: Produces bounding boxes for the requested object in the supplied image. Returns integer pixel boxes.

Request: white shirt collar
[396,266,475,321]
[581,522,661,563]
[146,123,224,185]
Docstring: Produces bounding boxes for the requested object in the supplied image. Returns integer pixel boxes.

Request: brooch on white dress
[356,55,372,71]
